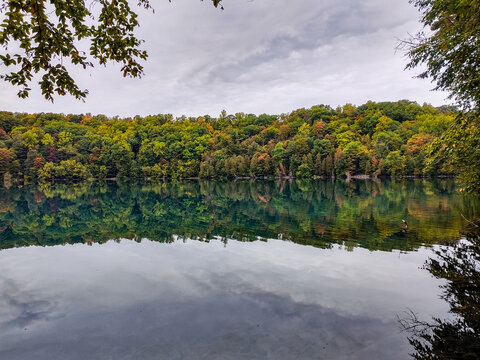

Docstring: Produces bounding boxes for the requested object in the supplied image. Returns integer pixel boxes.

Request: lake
[0,179,478,359]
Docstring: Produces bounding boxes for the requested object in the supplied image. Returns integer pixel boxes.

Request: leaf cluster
[403,0,480,110]
[0,0,221,100]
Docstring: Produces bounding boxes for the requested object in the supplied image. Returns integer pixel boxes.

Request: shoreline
[2,174,457,186]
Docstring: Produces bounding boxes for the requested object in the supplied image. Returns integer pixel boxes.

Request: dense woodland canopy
[0,100,459,182]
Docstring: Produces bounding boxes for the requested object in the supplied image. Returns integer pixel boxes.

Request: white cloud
[0,0,450,117]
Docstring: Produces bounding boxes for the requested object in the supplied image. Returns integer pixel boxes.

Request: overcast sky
[0,0,450,117]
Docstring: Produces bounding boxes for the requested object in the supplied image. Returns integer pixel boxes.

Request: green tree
[0,148,13,176]
[199,159,215,179]
[296,163,312,178]
[384,151,405,176]
[402,0,480,109]
[296,154,314,178]
[38,162,56,182]
[343,141,365,174]
[313,139,333,158]
[0,0,223,100]
[403,1,480,192]
[334,149,348,176]
[428,114,480,191]
[321,154,334,177]
[250,153,271,177]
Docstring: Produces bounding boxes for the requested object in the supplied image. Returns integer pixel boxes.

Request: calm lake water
[0,179,478,359]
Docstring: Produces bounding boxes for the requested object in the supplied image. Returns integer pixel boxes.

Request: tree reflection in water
[1,179,478,252]
[400,217,480,360]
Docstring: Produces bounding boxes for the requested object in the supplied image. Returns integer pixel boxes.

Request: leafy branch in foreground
[401,1,480,193]
[400,0,480,111]
[0,0,222,101]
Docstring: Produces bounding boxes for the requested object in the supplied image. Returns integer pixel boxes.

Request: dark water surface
[0,179,478,359]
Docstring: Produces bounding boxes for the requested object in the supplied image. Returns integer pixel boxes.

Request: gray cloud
[0,0,449,117]
[0,278,58,330]
[183,0,413,85]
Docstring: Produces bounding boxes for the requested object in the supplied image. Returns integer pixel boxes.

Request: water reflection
[0,239,447,360]
[0,179,478,359]
[0,179,478,251]
[400,220,480,359]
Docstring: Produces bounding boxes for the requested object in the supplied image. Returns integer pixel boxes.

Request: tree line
[0,100,459,182]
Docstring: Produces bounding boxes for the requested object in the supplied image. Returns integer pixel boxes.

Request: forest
[0,100,458,182]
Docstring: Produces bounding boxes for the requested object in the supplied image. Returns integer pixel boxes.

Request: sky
[0,0,451,118]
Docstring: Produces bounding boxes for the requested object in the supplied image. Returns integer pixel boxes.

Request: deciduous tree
[0,0,222,100]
